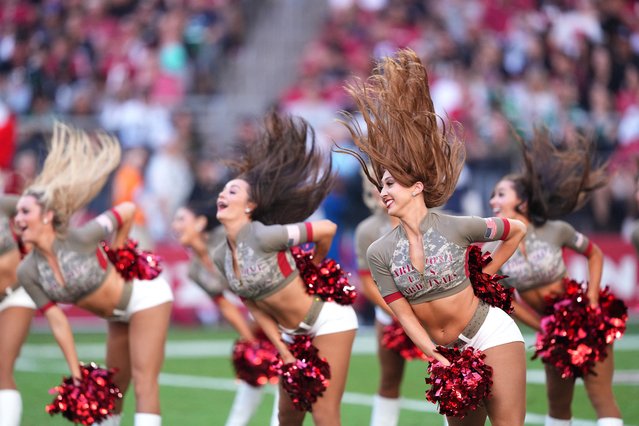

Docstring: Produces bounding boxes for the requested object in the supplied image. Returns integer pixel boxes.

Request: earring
[244,208,251,214]
[43,218,49,224]
[411,192,418,197]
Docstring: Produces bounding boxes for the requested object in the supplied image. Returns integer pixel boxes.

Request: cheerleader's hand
[425,347,451,366]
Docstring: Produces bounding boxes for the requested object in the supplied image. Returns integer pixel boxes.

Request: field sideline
[14,322,639,425]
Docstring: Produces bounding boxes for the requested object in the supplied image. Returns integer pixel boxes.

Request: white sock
[545,416,572,426]
[597,418,623,426]
[98,414,122,426]
[370,394,400,426]
[0,389,22,426]
[134,413,161,426]
[269,385,280,426]
[225,381,264,426]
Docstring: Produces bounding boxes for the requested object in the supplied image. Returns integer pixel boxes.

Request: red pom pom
[381,320,428,361]
[425,346,493,418]
[232,335,281,387]
[277,335,331,412]
[467,245,514,313]
[46,362,122,425]
[101,239,162,280]
[532,278,627,378]
[290,246,357,305]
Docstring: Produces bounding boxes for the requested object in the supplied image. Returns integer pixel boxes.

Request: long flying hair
[507,128,607,226]
[24,122,121,234]
[336,49,465,208]
[226,111,335,225]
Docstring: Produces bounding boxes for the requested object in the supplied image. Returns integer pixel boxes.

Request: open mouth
[216,200,228,210]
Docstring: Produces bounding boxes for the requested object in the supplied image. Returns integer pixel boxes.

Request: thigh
[0,307,33,377]
[128,302,172,377]
[483,342,526,426]
[311,329,357,411]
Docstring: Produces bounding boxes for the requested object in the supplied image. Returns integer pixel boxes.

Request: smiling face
[14,194,54,245]
[379,170,423,218]
[490,179,524,219]
[216,178,255,224]
[171,207,205,247]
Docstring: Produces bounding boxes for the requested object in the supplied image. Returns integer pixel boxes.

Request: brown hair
[226,111,335,225]
[336,49,465,208]
[506,127,607,226]
[25,122,121,234]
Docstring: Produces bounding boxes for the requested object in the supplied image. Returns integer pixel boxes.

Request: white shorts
[0,286,36,313]
[375,306,393,325]
[110,277,174,323]
[281,300,359,339]
[456,305,524,351]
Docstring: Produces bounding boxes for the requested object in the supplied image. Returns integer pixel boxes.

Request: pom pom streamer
[467,245,514,313]
[101,238,162,280]
[425,346,493,418]
[290,246,357,305]
[232,335,281,387]
[381,320,428,361]
[278,336,331,412]
[532,278,628,378]
[46,362,122,425]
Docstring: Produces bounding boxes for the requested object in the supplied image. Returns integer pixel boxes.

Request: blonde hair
[25,122,121,233]
[338,49,465,208]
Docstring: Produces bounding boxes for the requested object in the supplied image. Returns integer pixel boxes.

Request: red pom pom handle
[277,335,331,412]
[425,346,493,418]
[532,278,628,378]
[290,246,357,305]
[46,362,122,425]
[232,335,281,387]
[467,245,514,313]
[101,239,162,280]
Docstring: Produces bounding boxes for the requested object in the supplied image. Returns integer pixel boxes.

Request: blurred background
[1,0,639,326]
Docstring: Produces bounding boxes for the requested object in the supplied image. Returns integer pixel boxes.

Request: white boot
[225,381,264,426]
[269,385,280,426]
[0,389,22,426]
[134,413,161,426]
[597,418,623,426]
[98,414,122,425]
[370,394,400,426]
[545,416,572,426]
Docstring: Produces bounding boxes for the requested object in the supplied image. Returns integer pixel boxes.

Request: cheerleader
[338,49,527,426]
[213,111,358,425]
[15,123,173,426]
[0,195,35,426]
[171,201,279,426]
[488,128,623,426]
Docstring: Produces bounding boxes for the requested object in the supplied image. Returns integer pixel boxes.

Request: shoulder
[17,252,38,281]
[366,227,399,260]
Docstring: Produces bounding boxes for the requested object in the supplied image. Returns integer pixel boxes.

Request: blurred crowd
[2,0,639,257]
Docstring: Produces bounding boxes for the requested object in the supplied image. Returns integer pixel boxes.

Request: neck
[221,217,250,248]
[190,234,209,261]
[399,203,428,237]
[33,229,57,255]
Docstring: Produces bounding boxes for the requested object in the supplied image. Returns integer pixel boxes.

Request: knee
[378,374,402,397]
[311,405,340,426]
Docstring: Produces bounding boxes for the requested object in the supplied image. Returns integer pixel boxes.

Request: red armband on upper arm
[110,208,123,228]
[305,222,313,241]
[383,291,403,304]
[500,218,510,240]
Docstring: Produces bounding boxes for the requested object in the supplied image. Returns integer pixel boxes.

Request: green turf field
[14,321,639,425]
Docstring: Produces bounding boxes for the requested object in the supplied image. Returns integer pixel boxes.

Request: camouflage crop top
[17,210,121,309]
[355,212,393,275]
[213,220,313,300]
[485,220,591,292]
[367,211,511,305]
[0,195,19,256]
[188,226,228,298]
